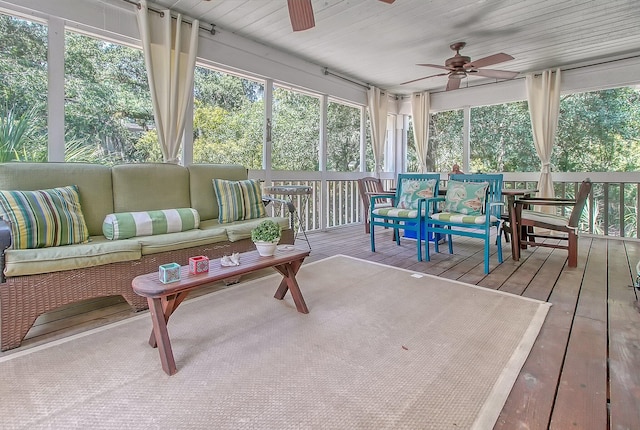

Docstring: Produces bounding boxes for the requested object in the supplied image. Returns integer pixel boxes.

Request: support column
[463,105,471,172]
[263,79,273,185]
[48,17,65,162]
[319,94,328,231]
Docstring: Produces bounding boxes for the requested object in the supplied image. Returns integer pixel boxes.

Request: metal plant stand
[263,185,313,248]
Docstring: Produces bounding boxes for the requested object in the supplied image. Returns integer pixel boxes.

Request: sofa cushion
[0,162,113,236]
[224,217,289,242]
[103,208,200,240]
[0,185,89,249]
[443,180,489,216]
[187,164,248,222]
[198,218,223,230]
[136,228,229,255]
[3,236,141,277]
[111,163,190,213]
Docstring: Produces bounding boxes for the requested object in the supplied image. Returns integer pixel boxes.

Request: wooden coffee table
[132,247,311,375]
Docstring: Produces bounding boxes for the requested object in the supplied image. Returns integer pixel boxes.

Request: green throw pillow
[396,178,437,210]
[0,185,89,249]
[213,179,245,223]
[102,208,200,240]
[239,179,267,220]
[443,180,489,216]
[213,178,266,223]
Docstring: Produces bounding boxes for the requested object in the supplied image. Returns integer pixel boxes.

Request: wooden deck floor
[3,224,640,429]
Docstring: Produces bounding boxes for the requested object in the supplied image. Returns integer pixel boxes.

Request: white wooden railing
[250,171,640,239]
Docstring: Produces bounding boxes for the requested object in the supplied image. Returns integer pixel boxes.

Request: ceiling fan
[287,0,396,32]
[401,42,519,90]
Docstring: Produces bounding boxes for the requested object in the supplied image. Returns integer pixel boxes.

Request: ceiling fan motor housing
[445,55,471,68]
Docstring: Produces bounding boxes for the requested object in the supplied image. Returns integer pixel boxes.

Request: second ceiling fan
[402,42,519,90]
[288,0,396,32]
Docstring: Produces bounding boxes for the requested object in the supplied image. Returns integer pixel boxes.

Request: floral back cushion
[397,178,437,210]
[443,180,489,216]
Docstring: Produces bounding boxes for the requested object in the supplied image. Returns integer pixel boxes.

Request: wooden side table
[502,189,538,260]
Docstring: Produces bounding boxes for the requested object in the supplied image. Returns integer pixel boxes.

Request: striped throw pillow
[238,179,267,220]
[0,185,89,249]
[102,208,200,240]
[212,178,266,223]
[213,179,245,223]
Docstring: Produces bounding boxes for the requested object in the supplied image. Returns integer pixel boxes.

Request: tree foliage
[272,88,319,171]
[327,102,360,171]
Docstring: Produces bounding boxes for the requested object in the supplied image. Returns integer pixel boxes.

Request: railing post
[604,183,609,236]
[319,95,328,231]
[620,182,625,238]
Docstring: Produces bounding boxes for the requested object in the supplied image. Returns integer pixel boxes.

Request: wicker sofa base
[0,230,293,351]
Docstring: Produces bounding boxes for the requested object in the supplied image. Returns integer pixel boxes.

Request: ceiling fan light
[449,70,467,79]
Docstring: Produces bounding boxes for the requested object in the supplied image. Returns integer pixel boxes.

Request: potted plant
[251,219,282,256]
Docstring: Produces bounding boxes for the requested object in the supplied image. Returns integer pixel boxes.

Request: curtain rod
[322,67,370,90]
[122,0,216,35]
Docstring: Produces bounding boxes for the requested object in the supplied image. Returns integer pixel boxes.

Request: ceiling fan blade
[446,78,461,91]
[288,0,315,32]
[400,72,449,85]
[378,0,396,3]
[473,69,519,79]
[464,52,514,69]
[417,63,451,71]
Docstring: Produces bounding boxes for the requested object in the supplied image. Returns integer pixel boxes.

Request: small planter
[251,220,282,256]
[254,239,279,257]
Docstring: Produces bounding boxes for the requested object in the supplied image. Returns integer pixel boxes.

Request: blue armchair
[370,173,440,262]
[424,174,504,274]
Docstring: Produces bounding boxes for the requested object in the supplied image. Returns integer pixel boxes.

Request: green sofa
[0,162,292,351]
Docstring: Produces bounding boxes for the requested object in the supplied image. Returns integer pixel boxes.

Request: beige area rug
[0,255,550,430]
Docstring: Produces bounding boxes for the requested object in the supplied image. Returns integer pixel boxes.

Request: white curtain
[367,86,389,176]
[410,91,430,173]
[136,0,199,164]
[526,69,561,203]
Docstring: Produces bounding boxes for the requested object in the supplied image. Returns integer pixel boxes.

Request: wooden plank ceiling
[146,0,640,94]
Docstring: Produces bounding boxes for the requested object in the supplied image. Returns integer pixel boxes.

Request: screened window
[64,30,155,164]
[470,102,534,173]
[408,109,463,172]
[0,13,48,162]
[193,67,264,168]
[327,100,361,171]
[555,87,640,172]
[272,87,320,171]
